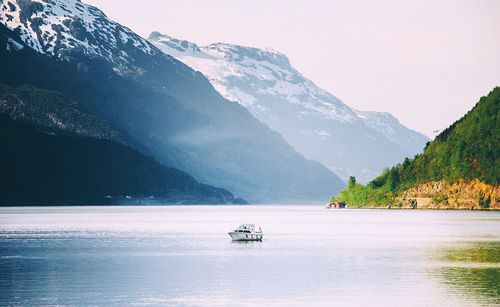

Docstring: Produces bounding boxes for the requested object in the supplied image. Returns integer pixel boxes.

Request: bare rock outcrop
[399,179,499,209]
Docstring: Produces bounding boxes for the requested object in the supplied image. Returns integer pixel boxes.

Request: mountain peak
[147,31,202,55]
[149,32,357,121]
[1,0,158,69]
[149,33,429,183]
[148,32,292,69]
[147,31,163,40]
[204,42,292,68]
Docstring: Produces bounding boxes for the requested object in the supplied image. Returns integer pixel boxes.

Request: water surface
[1,206,499,306]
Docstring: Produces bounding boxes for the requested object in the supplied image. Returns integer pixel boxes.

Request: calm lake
[0,206,499,306]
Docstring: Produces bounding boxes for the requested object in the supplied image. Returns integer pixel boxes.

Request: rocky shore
[398,179,499,210]
[328,179,499,210]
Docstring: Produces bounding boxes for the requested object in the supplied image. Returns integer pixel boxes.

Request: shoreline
[326,206,500,211]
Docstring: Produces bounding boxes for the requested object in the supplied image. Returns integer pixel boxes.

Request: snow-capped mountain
[354,110,427,150]
[0,0,345,202]
[149,32,429,182]
[0,0,158,74]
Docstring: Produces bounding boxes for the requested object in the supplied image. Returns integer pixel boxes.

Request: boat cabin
[235,224,258,232]
[228,224,263,241]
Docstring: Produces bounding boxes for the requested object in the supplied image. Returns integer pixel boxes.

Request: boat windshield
[234,224,261,232]
[240,224,254,230]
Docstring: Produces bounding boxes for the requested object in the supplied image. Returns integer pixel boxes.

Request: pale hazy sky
[85,0,500,137]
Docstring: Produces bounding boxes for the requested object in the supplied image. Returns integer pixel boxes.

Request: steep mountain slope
[335,88,500,209]
[149,32,429,182]
[0,84,122,142]
[0,100,237,206]
[1,0,157,73]
[0,0,344,202]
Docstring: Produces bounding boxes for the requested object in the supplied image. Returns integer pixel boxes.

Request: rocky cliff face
[399,179,499,209]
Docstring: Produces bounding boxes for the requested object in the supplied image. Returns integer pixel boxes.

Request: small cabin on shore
[327,201,346,209]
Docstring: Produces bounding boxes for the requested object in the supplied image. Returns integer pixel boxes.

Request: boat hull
[228,232,263,241]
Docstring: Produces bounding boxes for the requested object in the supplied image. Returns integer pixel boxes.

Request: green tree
[348,176,356,187]
[332,87,500,207]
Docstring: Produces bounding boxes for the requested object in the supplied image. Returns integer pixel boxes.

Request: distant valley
[149,32,429,183]
[3,0,490,208]
[0,0,343,204]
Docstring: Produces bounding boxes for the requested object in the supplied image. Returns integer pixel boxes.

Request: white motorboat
[228,224,263,241]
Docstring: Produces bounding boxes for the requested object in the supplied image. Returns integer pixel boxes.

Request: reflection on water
[440,241,500,264]
[430,242,500,305]
[0,206,499,306]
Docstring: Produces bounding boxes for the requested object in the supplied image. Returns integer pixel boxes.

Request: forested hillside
[0,113,238,206]
[334,87,499,208]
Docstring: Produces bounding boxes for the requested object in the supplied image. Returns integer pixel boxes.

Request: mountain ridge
[0,90,239,205]
[148,32,429,182]
[0,0,345,203]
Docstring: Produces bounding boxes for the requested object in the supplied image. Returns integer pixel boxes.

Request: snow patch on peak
[148,31,203,56]
[355,110,400,135]
[355,109,425,146]
[313,129,331,139]
[6,37,23,51]
[149,32,356,122]
[356,110,399,122]
[0,0,159,68]
[204,42,291,69]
